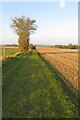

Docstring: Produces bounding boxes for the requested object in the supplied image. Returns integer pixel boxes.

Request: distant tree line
[53,44,80,49]
[5,43,36,50]
[5,44,18,46]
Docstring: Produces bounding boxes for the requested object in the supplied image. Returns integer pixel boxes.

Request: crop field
[37,47,78,93]
[0,47,20,61]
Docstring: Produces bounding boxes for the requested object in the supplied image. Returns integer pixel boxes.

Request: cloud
[60,0,65,8]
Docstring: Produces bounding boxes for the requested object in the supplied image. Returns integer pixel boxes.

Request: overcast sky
[0,1,78,45]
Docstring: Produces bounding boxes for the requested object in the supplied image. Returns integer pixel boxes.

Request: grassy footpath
[2,50,78,118]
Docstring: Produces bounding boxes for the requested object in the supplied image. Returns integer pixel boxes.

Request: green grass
[0,49,2,56]
[5,49,20,55]
[0,48,20,56]
[2,50,78,118]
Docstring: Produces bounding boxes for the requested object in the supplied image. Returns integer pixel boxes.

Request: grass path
[2,50,78,118]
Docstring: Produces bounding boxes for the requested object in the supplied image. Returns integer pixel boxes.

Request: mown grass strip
[2,50,78,118]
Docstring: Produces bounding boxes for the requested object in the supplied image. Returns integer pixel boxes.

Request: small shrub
[29,44,36,50]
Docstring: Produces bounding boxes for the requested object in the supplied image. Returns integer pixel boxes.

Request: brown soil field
[37,47,78,91]
[0,46,18,49]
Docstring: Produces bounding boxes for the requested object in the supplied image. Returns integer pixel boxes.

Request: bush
[29,44,36,50]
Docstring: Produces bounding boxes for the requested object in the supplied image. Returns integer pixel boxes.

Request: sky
[0,1,78,45]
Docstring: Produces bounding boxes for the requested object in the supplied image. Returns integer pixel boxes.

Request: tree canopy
[11,16,37,53]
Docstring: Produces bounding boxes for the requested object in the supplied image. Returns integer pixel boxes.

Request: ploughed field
[37,47,78,92]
